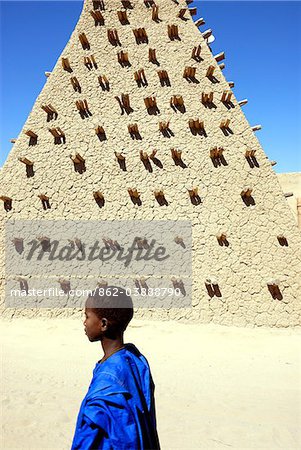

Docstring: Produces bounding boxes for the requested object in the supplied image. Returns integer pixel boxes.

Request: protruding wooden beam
[108,29,121,46]
[228,81,235,88]
[117,50,130,66]
[202,29,212,39]
[168,24,179,40]
[270,160,277,166]
[133,28,148,44]
[79,33,90,50]
[117,10,129,24]
[10,139,17,143]
[214,51,225,62]
[0,196,12,211]
[206,65,215,78]
[152,5,159,21]
[191,44,201,60]
[251,125,262,132]
[284,192,293,198]
[238,99,248,107]
[62,58,72,72]
[70,76,81,93]
[194,17,205,27]
[189,7,197,16]
[134,68,147,86]
[149,48,157,63]
[90,10,104,25]
[218,63,225,70]
[19,157,33,166]
[45,71,52,77]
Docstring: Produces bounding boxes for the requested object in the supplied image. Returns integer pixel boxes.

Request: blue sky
[0,1,300,172]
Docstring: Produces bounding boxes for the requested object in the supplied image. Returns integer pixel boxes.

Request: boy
[71,286,160,450]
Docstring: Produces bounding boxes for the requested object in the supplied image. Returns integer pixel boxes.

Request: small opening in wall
[277,235,288,247]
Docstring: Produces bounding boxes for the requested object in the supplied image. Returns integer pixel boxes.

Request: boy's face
[84,308,105,342]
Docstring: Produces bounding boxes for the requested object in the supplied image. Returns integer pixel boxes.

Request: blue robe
[71,344,160,450]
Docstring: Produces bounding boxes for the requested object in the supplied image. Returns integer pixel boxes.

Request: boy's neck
[101,335,124,358]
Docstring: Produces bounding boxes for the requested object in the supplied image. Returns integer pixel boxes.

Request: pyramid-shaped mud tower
[1,0,301,327]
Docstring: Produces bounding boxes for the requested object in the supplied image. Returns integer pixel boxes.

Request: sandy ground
[1,318,301,450]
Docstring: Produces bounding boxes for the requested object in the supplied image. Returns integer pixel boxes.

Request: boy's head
[84,286,133,342]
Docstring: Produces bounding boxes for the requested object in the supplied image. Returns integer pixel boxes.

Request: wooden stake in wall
[0,196,12,212]
[90,10,104,25]
[79,33,90,50]
[25,130,38,146]
[19,157,34,177]
[70,77,81,93]
[48,128,66,144]
[41,104,58,121]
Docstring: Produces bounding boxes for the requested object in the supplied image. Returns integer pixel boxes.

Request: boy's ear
[101,317,108,329]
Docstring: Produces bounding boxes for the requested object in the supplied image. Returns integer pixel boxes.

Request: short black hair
[85,286,133,332]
